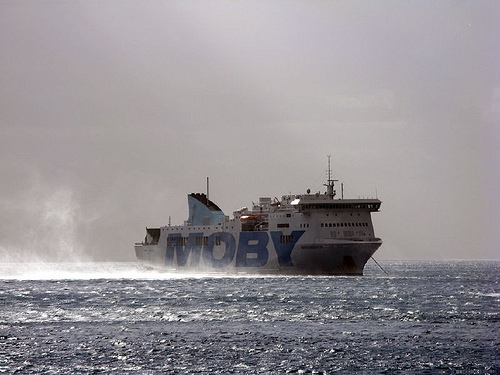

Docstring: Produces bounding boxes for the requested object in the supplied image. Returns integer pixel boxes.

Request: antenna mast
[325,155,338,198]
[328,155,332,182]
[207,177,209,201]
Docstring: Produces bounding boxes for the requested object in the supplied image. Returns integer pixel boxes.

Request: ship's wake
[0,262,305,280]
[0,262,216,280]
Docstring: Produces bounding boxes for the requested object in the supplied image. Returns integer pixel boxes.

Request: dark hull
[292,242,381,275]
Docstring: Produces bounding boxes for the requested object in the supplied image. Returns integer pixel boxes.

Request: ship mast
[324,155,338,199]
[207,177,210,201]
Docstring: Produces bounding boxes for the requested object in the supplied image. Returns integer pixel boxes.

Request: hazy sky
[1,0,499,262]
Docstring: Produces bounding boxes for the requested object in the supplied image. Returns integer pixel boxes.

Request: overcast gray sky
[1,0,498,262]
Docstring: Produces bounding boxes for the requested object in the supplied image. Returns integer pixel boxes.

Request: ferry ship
[135,159,382,275]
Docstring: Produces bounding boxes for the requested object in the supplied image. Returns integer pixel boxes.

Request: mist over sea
[1,260,499,373]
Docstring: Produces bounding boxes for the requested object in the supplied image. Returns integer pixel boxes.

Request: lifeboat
[240,215,262,221]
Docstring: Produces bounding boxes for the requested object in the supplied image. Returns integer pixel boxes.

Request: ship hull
[293,241,381,275]
[135,238,381,276]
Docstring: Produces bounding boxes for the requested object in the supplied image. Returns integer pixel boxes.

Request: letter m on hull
[165,233,203,267]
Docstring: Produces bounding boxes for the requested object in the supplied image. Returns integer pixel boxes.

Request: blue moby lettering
[165,232,202,267]
[270,230,305,266]
[236,232,269,267]
[165,231,302,268]
[202,232,236,268]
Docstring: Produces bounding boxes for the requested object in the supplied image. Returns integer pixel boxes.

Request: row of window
[274,213,293,218]
[164,226,235,231]
[166,236,223,247]
[321,222,370,228]
[166,233,302,246]
[167,234,296,246]
[301,203,380,210]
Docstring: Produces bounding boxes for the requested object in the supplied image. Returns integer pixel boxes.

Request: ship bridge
[292,197,381,212]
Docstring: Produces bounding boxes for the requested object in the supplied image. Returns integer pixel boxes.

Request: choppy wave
[1,261,499,373]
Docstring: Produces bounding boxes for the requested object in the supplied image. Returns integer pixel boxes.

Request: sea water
[1,261,499,373]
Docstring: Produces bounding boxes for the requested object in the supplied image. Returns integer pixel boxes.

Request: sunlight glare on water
[1,261,499,373]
